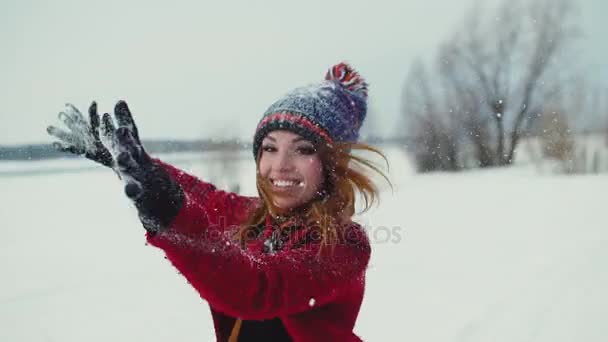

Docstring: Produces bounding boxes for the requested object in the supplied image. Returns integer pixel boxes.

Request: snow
[309,298,316,307]
[1,146,607,341]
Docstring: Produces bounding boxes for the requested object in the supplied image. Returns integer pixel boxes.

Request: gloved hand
[47,102,114,168]
[100,100,184,233]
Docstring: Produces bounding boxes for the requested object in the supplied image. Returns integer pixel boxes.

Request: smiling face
[257,130,325,213]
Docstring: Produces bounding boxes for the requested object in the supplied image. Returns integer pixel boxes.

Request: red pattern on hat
[256,112,334,144]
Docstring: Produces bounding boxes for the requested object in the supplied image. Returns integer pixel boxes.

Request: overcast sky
[1,0,606,145]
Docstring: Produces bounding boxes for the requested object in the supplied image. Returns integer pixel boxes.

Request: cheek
[302,158,324,187]
[257,155,270,176]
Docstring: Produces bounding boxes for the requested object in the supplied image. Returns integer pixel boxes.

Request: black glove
[47,102,114,168]
[100,100,184,233]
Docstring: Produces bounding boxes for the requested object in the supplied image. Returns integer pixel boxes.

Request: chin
[273,202,299,212]
[273,197,313,212]
[269,190,317,213]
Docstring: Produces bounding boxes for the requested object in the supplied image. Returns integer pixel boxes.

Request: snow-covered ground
[1,146,606,341]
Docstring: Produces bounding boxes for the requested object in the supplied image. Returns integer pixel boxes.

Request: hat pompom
[325,62,368,99]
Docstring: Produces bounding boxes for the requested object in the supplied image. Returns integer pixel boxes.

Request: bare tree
[403,60,461,171]
[402,0,581,170]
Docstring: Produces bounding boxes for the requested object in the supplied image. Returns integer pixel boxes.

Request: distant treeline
[0,139,252,161]
[0,136,408,161]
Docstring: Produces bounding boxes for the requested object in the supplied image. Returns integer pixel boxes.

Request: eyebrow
[264,135,309,144]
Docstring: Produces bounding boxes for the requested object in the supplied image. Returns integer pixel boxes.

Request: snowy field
[1,146,607,341]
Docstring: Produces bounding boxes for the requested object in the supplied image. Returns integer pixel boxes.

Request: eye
[262,145,276,153]
[296,146,317,155]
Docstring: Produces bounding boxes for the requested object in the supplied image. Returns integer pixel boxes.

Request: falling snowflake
[309,298,316,307]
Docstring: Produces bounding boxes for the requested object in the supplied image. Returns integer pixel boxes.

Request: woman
[47,63,389,341]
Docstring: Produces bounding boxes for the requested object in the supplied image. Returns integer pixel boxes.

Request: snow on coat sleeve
[146,160,371,320]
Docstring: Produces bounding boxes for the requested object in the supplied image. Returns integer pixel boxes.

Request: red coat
[145,161,371,341]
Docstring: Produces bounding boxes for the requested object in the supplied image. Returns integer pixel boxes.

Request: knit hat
[252,62,368,158]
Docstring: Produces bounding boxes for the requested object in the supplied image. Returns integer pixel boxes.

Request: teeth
[273,179,303,187]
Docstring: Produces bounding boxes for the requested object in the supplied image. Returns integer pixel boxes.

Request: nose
[275,150,294,172]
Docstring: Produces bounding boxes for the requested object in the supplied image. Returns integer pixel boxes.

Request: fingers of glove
[114,101,140,143]
[57,111,77,130]
[65,103,86,122]
[88,101,101,139]
[124,180,143,200]
[64,104,90,132]
[52,141,85,155]
[100,112,117,145]
[47,125,81,145]
[59,106,88,135]
[99,112,120,161]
